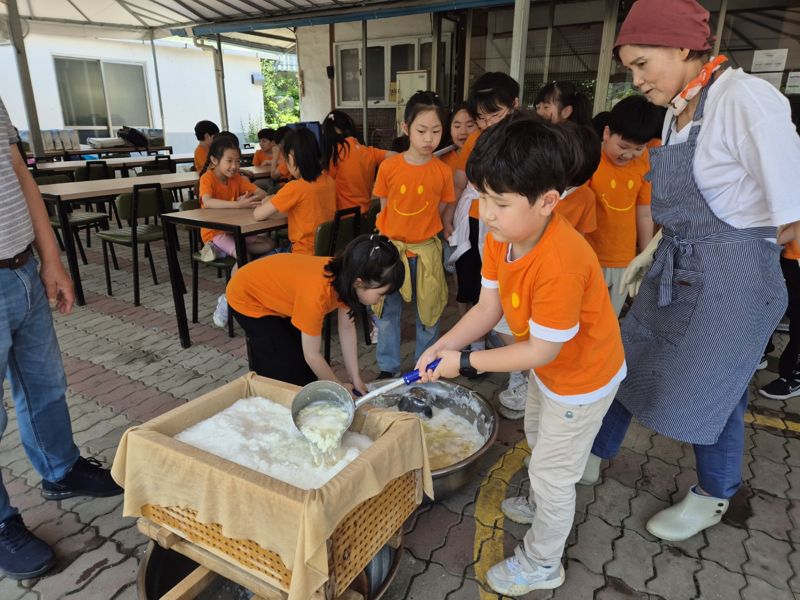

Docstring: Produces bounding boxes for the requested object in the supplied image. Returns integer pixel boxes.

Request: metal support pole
[462,9,473,99]
[361,20,368,141]
[542,0,555,83]
[8,0,44,157]
[593,0,621,116]
[713,0,728,56]
[509,0,530,99]
[215,35,230,131]
[150,31,166,134]
[431,13,441,94]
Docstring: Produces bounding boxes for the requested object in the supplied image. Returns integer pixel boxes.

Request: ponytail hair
[325,234,404,316]
[198,131,241,177]
[535,81,592,127]
[322,110,360,168]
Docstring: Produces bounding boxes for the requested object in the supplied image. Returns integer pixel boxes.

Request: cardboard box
[112,373,430,600]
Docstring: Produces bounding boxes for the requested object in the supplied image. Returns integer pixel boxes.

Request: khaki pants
[522,376,617,566]
[602,266,627,317]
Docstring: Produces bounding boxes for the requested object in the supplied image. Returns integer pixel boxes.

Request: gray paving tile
[742,529,793,590]
[694,560,746,600]
[645,548,701,599]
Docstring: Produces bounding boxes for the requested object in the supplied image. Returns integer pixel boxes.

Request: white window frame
[53,55,153,136]
[335,35,433,108]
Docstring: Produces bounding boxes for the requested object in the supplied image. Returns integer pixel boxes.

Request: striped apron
[617,80,786,445]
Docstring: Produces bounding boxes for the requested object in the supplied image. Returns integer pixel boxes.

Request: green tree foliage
[261,58,300,128]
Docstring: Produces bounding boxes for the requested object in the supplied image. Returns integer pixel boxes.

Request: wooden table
[34,153,195,176]
[31,144,174,160]
[39,172,199,306]
[240,165,274,181]
[160,208,287,348]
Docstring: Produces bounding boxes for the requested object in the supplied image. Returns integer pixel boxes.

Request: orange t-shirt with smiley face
[554,183,597,235]
[270,173,337,255]
[585,150,652,268]
[481,214,625,401]
[226,253,345,335]
[373,153,455,243]
[198,170,258,243]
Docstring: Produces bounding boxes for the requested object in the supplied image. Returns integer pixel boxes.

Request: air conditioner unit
[251,72,265,85]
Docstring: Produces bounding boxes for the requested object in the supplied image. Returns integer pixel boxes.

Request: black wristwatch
[459,351,479,379]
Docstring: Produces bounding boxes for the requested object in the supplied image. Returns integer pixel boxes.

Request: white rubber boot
[645,486,729,541]
[578,453,602,486]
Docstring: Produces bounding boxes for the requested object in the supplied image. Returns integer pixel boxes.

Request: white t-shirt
[662,67,800,230]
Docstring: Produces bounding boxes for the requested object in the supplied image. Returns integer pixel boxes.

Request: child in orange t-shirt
[552,121,601,236]
[198,134,271,328]
[254,128,336,255]
[372,91,456,377]
[193,120,219,172]
[252,128,276,166]
[227,234,403,387]
[416,116,624,595]
[322,110,394,213]
[269,126,292,181]
[586,95,660,315]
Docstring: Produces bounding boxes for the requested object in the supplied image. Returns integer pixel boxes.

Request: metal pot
[365,379,498,501]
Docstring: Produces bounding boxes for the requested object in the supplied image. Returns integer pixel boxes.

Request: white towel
[448,183,479,264]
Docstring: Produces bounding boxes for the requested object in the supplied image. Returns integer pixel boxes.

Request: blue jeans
[376,256,440,373]
[591,389,748,499]
[0,258,80,522]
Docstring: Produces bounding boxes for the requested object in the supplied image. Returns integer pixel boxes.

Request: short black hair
[404,91,447,128]
[257,128,275,141]
[592,111,611,140]
[194,120,219,141]
[467,72,520,118]
[274,125,292,145]
[281,127,322,182]
[325,234,404,317]
[467,114,567,204]
[608,95,664,145]
[557,121,601,187]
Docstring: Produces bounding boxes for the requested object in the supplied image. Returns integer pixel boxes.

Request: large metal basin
[365,379,498,501]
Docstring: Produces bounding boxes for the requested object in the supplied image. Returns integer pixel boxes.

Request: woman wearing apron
[586,0,800,542]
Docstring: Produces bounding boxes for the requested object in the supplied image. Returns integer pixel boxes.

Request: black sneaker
[376,371,399,380]
[0,514,55,579]
[759,377,800,400]
[41,457,123,500]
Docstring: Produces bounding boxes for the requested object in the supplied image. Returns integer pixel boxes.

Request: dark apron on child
[617,78,786,445]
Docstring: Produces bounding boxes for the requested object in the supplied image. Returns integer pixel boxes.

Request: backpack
[117,126,149,149]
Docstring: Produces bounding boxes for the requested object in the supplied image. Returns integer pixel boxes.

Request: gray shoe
[501,496,536,524]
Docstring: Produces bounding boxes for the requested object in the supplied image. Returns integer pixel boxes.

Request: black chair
[364,198,381,235]
[182,200,236,337]
[97,184,167,306]
[74,160,123,228]
[38,173,116,267]
[140,155,175,174]
[314,207,370,361]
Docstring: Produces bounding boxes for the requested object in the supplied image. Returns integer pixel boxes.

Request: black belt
[0,246,32,270]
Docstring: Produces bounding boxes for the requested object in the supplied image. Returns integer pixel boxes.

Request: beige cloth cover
[111,373,433,600]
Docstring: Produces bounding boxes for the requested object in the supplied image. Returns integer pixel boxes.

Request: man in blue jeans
[0,97,122,579]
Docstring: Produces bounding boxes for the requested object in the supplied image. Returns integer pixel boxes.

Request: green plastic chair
[314,207,370,361]
[97,183,166,306]
[74,160,123,228]
[183,199,236,337]
[39,173,115,266]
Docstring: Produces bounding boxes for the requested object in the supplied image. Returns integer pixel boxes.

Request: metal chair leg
[191,258,199,324]
[73,229,88,265]
[146,243,158,285]
[225,268,234,338]
[101,241,112,296]
[132,242,140,306]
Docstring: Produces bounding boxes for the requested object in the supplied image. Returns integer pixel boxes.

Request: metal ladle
[291,359,440,445]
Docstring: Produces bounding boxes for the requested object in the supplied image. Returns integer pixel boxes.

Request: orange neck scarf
[668,55,728,117]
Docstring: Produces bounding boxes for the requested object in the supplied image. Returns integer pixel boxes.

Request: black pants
[777,256,800,379]
[455,217,482,304]
[231,308,317,386]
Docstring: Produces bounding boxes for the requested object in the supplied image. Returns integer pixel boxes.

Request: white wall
[296,14,431,122]
[0,32,264,154]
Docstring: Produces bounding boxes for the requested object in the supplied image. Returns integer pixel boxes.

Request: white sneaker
[199,242,219,263]
[486,548,565,595]
[579,453,602,486]
[501,496,536,524]
[212,294,228,328]
[499,378,527,411]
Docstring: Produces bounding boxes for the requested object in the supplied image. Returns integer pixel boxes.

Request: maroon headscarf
[614,0,712,51]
